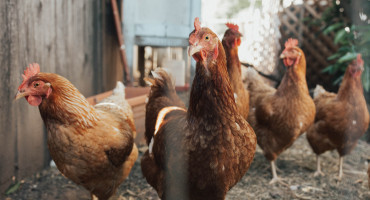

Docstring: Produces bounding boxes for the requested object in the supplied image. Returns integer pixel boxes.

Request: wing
[94,103,135,167]
[96,81,136,138]
[141,109,188,198]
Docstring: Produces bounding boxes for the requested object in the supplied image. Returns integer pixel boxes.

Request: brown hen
[246,38,315,184]
[141,18,257,200]
[15,64,138,200]
[222,23,249,119]
[306,55,369,179]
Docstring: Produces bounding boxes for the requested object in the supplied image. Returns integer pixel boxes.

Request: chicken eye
[34,83,40,88]
[205,35,210,41]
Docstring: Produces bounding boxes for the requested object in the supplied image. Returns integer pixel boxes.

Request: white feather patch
[149,137,154,154]
[313,85,326,99]
[113,81,125,94]
[154,106,186,136]
[235,122,240,131]
[151,70,163,80]
[149,106,186,154]
[95,102,118,107]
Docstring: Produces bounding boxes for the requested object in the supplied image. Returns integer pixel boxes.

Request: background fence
[279,0,339,91]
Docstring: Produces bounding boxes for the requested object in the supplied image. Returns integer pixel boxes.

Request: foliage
[5,181,21,195]
[225,0,262,18]
[315,0,370,91]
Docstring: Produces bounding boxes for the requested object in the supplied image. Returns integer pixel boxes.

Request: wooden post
[111,0,131,84]
[138,46,146,86]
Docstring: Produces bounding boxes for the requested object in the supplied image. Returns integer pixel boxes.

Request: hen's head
[349,54,364,77]
[188,17,220,62]
[222,23,242,49]
[280,38,304,68]
[15,63,52,106]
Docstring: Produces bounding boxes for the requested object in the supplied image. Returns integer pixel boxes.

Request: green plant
[317,0,370,91]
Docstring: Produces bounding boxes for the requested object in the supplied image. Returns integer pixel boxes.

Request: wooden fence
[0,0,125,193]
[279,0,341,91]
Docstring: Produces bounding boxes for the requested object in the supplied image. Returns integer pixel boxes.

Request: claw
[269,177,280,185]
[269,161,289,186]
[269,177,289,187]
[313,170,325,177]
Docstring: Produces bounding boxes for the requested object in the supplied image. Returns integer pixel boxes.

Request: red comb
[284,38,299,49]
[22,63,40,81]
[226,23,239,32]
[194,17,201,32]
[18,63,40,90]
[357,54,364,66]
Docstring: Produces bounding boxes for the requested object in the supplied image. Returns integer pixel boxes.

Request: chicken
[15,63,138,200]
[144,69,186,145]
[245,38,315,184]
[306,54,369,179]
[222,23,249,119]
[141,18,257,200]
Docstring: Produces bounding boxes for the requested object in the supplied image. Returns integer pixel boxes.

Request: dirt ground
[3,134,370,200]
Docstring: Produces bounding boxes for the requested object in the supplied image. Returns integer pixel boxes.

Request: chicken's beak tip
[188,45,201,57]
[14,91,26,101]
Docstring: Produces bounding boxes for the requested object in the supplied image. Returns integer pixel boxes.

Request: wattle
[27,95,42,106]
[283,58,295,67]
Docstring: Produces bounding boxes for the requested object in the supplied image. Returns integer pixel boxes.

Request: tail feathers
[96,81,133,121]
[112,81,126,98]
[144,68,185,146]
[245,67,274,94]
[313,85,326,99]
[245,67,265,85]
[98,81,126,106]
[145,68,176,93]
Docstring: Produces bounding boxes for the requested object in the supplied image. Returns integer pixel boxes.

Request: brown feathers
[141,19,256,200]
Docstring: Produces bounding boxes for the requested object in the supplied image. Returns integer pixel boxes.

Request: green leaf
[322,65,334,73]
[338,52,358,63]
[334,29,347,44]
[337,46,351,53]
[333,75,343,85]
[327,52,343,60]
[323,22,343,34]
[5,181,21,195]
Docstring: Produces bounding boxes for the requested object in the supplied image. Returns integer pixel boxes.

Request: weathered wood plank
[0,0,17,192]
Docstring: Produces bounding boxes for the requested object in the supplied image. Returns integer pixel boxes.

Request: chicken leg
[269,161,281,184]
[338,156,343,180]
[269,161,289,186]
[314,155,325,177]
[91,194,98,200]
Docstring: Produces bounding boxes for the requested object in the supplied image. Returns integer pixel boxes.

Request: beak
[279,52,286,59]
[15,90,28,101]
[188,45,203,57]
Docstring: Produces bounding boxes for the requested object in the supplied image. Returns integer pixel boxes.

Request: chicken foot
[314,155,325,177]
[269,161,289,186]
